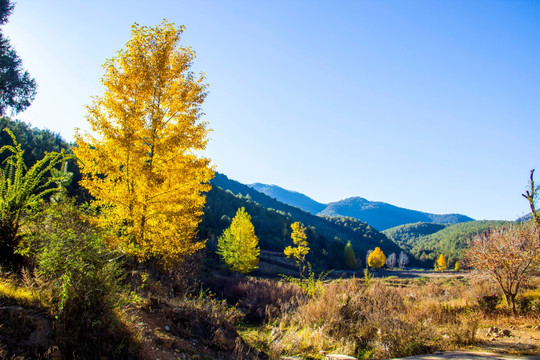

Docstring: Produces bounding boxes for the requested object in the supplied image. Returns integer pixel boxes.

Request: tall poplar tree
[436,254,447,271]
[344,241,357,269]
[217,207,259,274]
[74,21,213,266]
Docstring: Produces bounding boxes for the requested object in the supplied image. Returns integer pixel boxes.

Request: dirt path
[392,351,540,360]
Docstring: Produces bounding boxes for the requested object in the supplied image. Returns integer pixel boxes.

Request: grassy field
[231,271,540,359]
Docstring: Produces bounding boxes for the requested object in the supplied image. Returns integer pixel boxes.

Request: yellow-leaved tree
[74,21,213,266]
[284,221,310,277]
[367,247,386,268]
[435,254,447,271]
[217,207,259,274]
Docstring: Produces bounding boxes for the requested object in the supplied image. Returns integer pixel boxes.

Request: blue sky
[4,1,540,220]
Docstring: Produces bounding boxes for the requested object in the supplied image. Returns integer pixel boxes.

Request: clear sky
[4,0,540,221]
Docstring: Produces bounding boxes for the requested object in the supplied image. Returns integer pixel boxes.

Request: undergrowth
[0,272,47,308]
[238,277,486,359]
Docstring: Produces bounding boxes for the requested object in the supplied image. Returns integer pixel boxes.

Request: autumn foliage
[284,221,310,276]
[217,207,260,273]
[367,247,386,268]
[74,21,213,266]
[435,254,447,271]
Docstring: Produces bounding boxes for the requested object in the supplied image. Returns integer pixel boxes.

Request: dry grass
[0,271,48,308]
[238,276,539,360]
[207,276,304,323]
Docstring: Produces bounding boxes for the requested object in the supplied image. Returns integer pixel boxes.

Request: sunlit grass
[0,276,47,307]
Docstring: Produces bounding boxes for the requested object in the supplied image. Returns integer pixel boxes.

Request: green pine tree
[344,241,357,269]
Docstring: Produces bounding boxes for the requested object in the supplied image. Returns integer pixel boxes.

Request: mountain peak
[250,182,473,231]
[248,183,326,214]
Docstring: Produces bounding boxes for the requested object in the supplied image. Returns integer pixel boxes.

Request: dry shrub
[271,278,479,359]
[134,295,265,359]
[209,276,304,323]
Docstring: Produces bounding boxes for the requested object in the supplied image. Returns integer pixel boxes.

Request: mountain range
[249,183,474,231]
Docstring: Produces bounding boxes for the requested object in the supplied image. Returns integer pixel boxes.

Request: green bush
[22,198,134,358]
[517,291,540,314]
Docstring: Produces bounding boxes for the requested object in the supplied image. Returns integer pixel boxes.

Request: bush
[22,198,134,358]
[477,294,500,314]
[517,290,540,314]
[208,276,303,323]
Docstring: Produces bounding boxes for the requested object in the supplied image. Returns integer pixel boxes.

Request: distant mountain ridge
[320,197,474,231]
[249,183,326,214]
[248,183,474,231]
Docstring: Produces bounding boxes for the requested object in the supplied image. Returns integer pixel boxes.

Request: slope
[409,220,512,265]
[382,222,449,252]
[249,183,326,214]
[207,173,402,268]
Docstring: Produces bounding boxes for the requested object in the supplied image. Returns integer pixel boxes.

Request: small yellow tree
[367,247,386,268]
[435,254,447,271]
[74,21,213,266]
[284,221,309,277]
[217,207,259,274]
[454,261,460,272]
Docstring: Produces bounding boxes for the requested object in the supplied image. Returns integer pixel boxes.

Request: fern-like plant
[0,128,71,266]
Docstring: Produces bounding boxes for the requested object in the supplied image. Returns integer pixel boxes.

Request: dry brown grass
[252,276,525,359]
[206,276,304,323]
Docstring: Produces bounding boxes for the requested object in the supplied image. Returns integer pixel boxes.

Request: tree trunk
[504,292,517,315]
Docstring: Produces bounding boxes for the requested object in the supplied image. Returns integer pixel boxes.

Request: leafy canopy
[367,247,386,268]
[74,20,213,266]
[435,254,447,271]
[217,207,259,273]
[344,240,357,269]
[0,0,36,115]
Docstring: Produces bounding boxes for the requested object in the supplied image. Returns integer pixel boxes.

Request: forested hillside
[409,220,511,265]
[210,173,403,268]
[382,222,448,252]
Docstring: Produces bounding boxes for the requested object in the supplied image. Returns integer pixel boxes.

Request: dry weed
[268,278,482,359]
